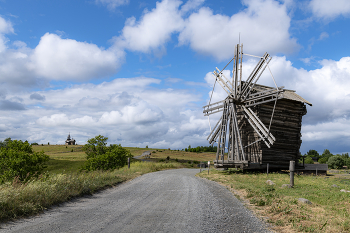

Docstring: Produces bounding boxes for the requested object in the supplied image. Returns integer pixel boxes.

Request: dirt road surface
[1,169,272,233]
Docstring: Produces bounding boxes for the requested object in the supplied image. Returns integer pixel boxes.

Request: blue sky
[1,0,350,155]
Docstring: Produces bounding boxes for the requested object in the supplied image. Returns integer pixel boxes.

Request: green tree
[82,135,109,159]
[306,149,320,158]
[327,155,345,169]
[0,140,49,183]
[81,136,131,171]
[318,157,329,164]
[304,156,314,164]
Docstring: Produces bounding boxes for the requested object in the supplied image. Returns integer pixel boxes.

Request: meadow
[2,145,350,233]
[198,169,350,233]
[0,145,186,222]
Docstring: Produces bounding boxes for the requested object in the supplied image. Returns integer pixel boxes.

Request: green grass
[140,149,215,163]
[0,145,190,222]
[0,161,184,222]
[198,169,350,233]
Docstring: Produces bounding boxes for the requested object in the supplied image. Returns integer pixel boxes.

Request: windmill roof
[250,83,312,106]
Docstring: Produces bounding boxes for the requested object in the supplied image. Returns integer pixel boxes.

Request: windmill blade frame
[204,43,285,169]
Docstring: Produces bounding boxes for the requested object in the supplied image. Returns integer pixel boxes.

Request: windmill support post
[290,161,295,187]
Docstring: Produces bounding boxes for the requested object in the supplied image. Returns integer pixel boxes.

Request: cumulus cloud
[30,33,123,81]
[178,0,299,61]
[30,93,45,101]
[95,0,129,10]
[113,0,184,54]
[309,0,350,20]
[1,77,207,147]
[0,100,25,110]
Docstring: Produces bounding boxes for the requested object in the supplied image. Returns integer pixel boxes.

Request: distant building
[65,133,76,145]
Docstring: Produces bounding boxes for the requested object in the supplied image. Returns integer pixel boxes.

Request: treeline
[302,149,350,169]
[184,145,217,152]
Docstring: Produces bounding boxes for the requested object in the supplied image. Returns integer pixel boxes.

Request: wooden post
[200,163,202,173]
[316,168,318,176]
[290,161,295,187]
[128,157,130,169]
[267,163,269,176]
[208,161,210,175]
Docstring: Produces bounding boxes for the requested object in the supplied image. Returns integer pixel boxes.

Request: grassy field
[197,169,350,233]
[0,145,188,222]
[5,145,350,232]
[141,148,216,163]
[32,145,86,174]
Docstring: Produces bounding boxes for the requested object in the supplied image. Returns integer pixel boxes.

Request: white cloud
[309,0,350,19]
[178,0,299,61]
[2,76,206,147]
[95,0,129,10]
[30,33,124,81]
[180,0,205,13]
[113,0,184,54]
[318,32,329,40]
[0,16,14,52]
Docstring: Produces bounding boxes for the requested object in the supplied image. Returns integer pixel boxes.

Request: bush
[304,156,314,164]
[0,140,49,183]
[81,136,131,171]
[327,155,345,169]
[318,157,328,164]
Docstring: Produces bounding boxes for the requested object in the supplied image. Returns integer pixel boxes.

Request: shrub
[327,155,345,169]
[81,136,131,171]
[82,135,108,159]
[318,157,328,164]
[166,156,170,160]
[0,140,49,183]
[304,156,314,164]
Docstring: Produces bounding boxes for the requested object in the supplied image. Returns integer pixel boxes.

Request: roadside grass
[0,161,184,222]
[144,149,215,163]
[198,169,350,233]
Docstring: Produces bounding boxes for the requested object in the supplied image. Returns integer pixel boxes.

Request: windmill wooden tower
[203,44,311,170]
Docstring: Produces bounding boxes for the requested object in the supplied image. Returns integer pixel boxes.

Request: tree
[327,155,345,169]
[306,149,320,158]
[304,156,314,164]
[318,157,328,164]
[82,135,109,159]
[81,136,131,171]
[0,140,49,183]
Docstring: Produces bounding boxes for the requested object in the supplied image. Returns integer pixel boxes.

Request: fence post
[290,161,295,187]
[128,157,130,169]
[316,168,318,176]
[267,163,269,176]
[208,161,210,175]
[200,163,202,173]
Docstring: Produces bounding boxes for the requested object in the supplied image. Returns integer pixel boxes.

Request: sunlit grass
[198,169,350,232]
[0,161,183,222]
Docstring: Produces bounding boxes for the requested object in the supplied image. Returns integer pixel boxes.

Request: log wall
[239,99,307,168]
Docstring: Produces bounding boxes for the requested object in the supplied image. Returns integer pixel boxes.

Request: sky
[0,0,350,155]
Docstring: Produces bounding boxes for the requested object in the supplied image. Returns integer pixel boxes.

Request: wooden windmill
[203,44,287,169]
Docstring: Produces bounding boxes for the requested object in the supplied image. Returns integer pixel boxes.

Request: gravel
[1,168,273,233]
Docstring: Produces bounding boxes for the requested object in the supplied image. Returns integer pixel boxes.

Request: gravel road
[1,169,272,233]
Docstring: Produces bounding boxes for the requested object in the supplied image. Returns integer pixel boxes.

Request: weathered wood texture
[238,99,307,168]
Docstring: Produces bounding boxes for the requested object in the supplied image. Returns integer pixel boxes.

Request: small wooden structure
[65,133,76,145]
[203,43,312,170]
